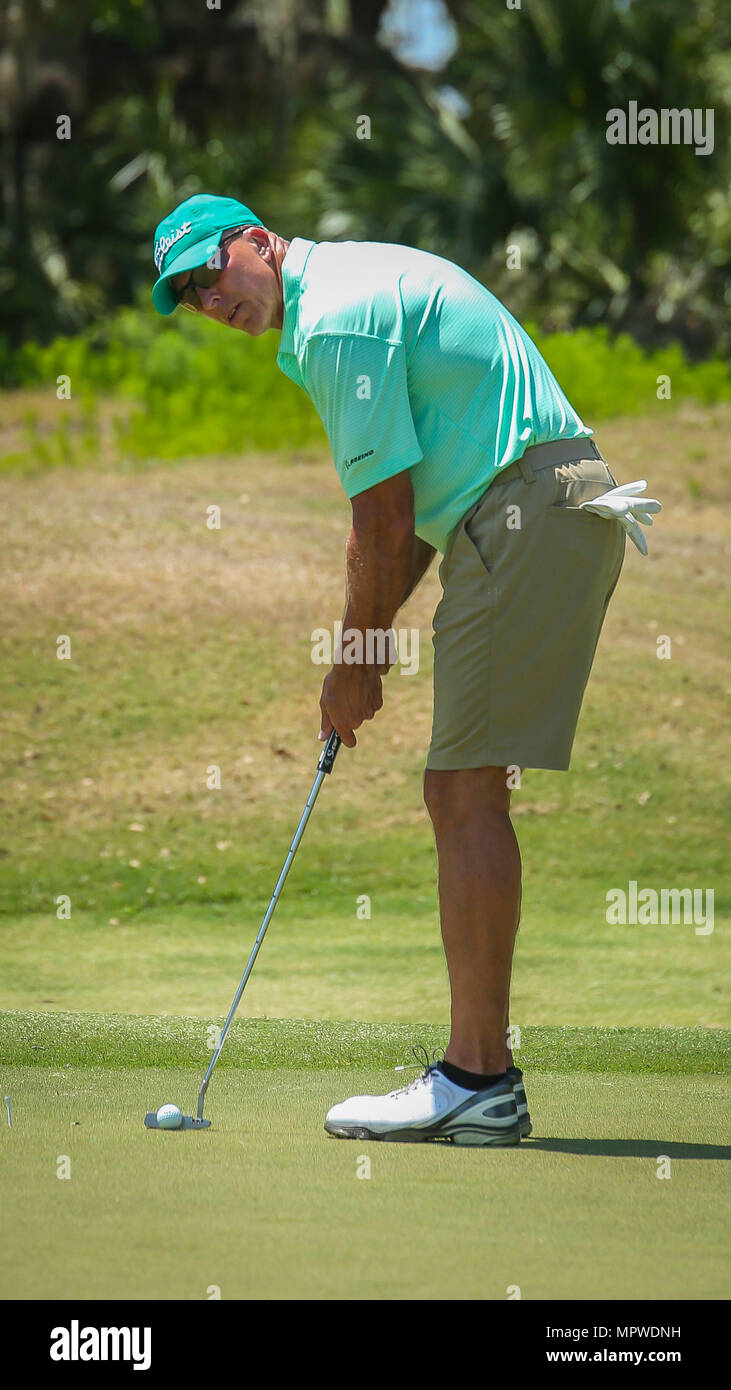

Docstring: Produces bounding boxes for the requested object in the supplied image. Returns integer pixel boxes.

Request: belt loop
[516,453,535,484]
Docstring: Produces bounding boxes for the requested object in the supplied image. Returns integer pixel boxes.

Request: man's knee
[423,766,511,829]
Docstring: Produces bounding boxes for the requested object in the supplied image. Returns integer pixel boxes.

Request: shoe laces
[389,1043,445,1096]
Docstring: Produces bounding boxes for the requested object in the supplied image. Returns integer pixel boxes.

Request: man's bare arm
[343,470,417,639]
[319,469,417,746]
[343,487,435,632]
[399,535,436,609]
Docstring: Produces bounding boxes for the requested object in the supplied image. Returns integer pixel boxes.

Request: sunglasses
[174,226,247,311]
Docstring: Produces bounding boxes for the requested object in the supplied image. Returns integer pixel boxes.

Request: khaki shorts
[427,438,625,772]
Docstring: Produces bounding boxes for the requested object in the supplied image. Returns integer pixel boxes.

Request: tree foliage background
[1,0,729,356]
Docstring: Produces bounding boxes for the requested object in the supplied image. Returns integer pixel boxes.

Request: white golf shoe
[324,1058,521,1147]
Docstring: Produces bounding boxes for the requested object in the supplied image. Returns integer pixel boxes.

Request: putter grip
[317,729,341,774]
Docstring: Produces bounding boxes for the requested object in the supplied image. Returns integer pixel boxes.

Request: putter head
[144,1111,211,1130]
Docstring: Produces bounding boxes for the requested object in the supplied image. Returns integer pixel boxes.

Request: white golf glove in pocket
[580,480,662,555]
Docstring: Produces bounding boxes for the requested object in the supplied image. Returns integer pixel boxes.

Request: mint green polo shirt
[276,238,592,554]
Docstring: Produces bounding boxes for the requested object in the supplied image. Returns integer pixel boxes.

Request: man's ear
[242,225,271,257]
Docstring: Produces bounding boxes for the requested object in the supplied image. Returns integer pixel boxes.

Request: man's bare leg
[423,766,521,1076]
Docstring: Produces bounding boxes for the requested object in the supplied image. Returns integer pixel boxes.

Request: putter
[144,729,342,1131]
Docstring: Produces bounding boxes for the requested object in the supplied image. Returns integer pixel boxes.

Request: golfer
[152,194,660,1146]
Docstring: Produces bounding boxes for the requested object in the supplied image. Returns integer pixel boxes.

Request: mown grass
[0,1010,726,1074]
[1,1062,728,1300]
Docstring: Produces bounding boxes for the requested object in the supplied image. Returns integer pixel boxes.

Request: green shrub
[1,305,728,473]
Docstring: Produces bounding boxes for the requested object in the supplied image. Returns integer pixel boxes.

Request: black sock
[437,1059,507,1091]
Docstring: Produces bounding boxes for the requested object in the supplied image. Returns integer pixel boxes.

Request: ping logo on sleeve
[344,449,375,470]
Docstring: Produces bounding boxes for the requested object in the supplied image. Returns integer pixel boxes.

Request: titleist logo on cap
[154,220,192,271]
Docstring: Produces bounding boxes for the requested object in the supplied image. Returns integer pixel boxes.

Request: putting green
[1,1020,729,1300]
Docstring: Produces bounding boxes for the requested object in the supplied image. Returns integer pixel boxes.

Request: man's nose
[196,284,223,314]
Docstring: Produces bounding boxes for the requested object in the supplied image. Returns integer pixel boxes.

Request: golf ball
[156,1103,183,1130]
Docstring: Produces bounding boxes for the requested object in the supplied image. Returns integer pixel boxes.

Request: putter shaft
[196,730,341,1120]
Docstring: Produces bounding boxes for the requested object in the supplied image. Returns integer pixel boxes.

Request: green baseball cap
[151,193,264,315]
